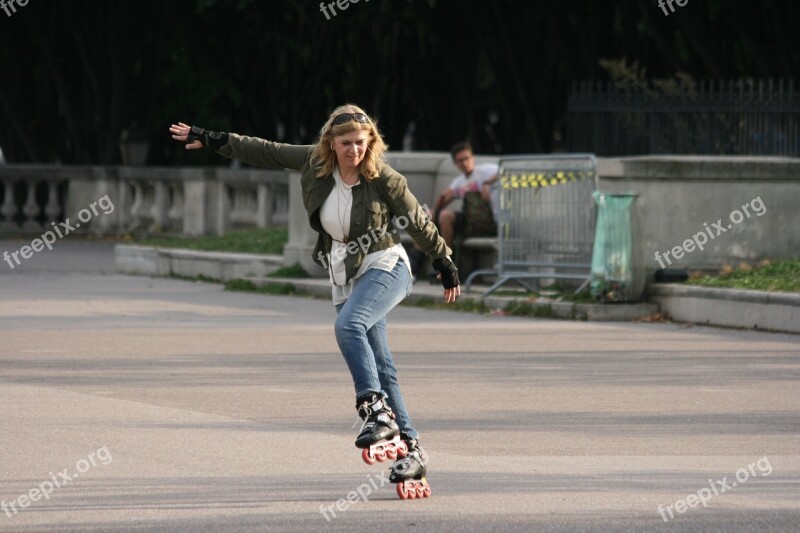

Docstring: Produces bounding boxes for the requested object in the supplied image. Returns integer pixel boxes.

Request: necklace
[336,173,353,241]
[340,171,358,186]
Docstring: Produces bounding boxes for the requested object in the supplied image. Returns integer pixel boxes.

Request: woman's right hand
[169,122,204,150]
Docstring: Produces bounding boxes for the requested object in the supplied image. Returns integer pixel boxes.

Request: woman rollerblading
[170,104,460,500]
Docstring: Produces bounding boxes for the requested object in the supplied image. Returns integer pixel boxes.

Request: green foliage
[403,297,491,314]
[224,278,257,291]
[268,263,310,279]
[560,290,595,304]
[502,301,555,318]
[171,273,219,283]
[4,1,797,164]
[136,228,288,255]
[687,258,800,293]
[411,297,437,308]
[598,58,701,151]
[224,278,307,296]
[491,287,594,303]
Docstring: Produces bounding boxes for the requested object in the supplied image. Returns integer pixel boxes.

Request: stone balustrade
[0,165,289,237]
[0,165,72,234]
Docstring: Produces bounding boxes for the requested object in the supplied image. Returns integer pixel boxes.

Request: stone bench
[399,232,498,280]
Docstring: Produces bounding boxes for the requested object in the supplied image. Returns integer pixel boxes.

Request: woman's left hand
[432,257,461,304]
[443,283,461,303]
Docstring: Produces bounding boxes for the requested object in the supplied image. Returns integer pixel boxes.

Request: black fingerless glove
[186,126,229,149]
[432,257,460,289]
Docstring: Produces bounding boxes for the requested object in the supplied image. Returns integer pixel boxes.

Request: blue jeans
[334,262,417,439]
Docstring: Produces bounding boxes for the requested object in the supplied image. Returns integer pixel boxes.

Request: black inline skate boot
[390,433,431,499]
[354,392,408,465]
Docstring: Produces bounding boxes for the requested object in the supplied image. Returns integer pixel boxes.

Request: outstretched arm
[169,122,311,171]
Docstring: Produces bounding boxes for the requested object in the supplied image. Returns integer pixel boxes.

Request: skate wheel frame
[361,435,407,465]
[396,478,431,500]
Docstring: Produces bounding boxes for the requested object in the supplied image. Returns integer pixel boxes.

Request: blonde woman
[170,104,459,499]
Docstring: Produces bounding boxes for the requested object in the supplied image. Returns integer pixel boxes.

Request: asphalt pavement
[1,239,798,532]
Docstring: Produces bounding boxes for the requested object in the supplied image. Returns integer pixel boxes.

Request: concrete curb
[649,283,800,333]
[246,276,660,322]
[113,245,659,321]
[114,244,283,281]
[114,245,799,330]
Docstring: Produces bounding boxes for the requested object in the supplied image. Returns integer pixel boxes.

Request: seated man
[433,141,498,247]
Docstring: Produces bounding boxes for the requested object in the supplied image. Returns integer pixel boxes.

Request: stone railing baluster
[150,180,169,232]
[128,181,145,232]
[168,181,184,232]
[22,179,42,231]
[44,181,62,222]
[1,179,18,231]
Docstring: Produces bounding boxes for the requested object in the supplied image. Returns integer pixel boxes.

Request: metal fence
[464,154,598,297]
[568,79,800,156]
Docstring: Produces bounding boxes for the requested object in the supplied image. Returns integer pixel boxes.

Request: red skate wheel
[423,485,432,497]
[362,448,376,465]
[397,442,409,457]
[396,483,409,500]
[386,449,397,460]
[374,450,386,462]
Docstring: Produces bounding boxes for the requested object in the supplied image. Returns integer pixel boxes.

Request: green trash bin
[590,192,645,302]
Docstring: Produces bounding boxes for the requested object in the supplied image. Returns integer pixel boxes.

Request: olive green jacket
[217,133,451,282]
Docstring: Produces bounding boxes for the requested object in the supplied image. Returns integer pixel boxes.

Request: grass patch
[224,278,308,296]
[490,290,538,298]
[490,287,595,303]
[137,228,288,255]
[403,297,491,314]
[558,289,595,303]
[170,273,220,284]
[686,258,800,293]
[225,278,259,291]
[401,295,576,320]
[267,263,310,278]
[502,301,556,318]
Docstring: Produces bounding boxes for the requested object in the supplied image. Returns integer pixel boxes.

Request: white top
[448,163,499,219]
[320,167,354,244]
[319,168,412,305]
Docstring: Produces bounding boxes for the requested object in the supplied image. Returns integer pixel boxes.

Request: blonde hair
[311,104,388,180]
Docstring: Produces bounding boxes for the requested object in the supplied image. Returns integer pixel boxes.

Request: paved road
[1,240,799,532]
